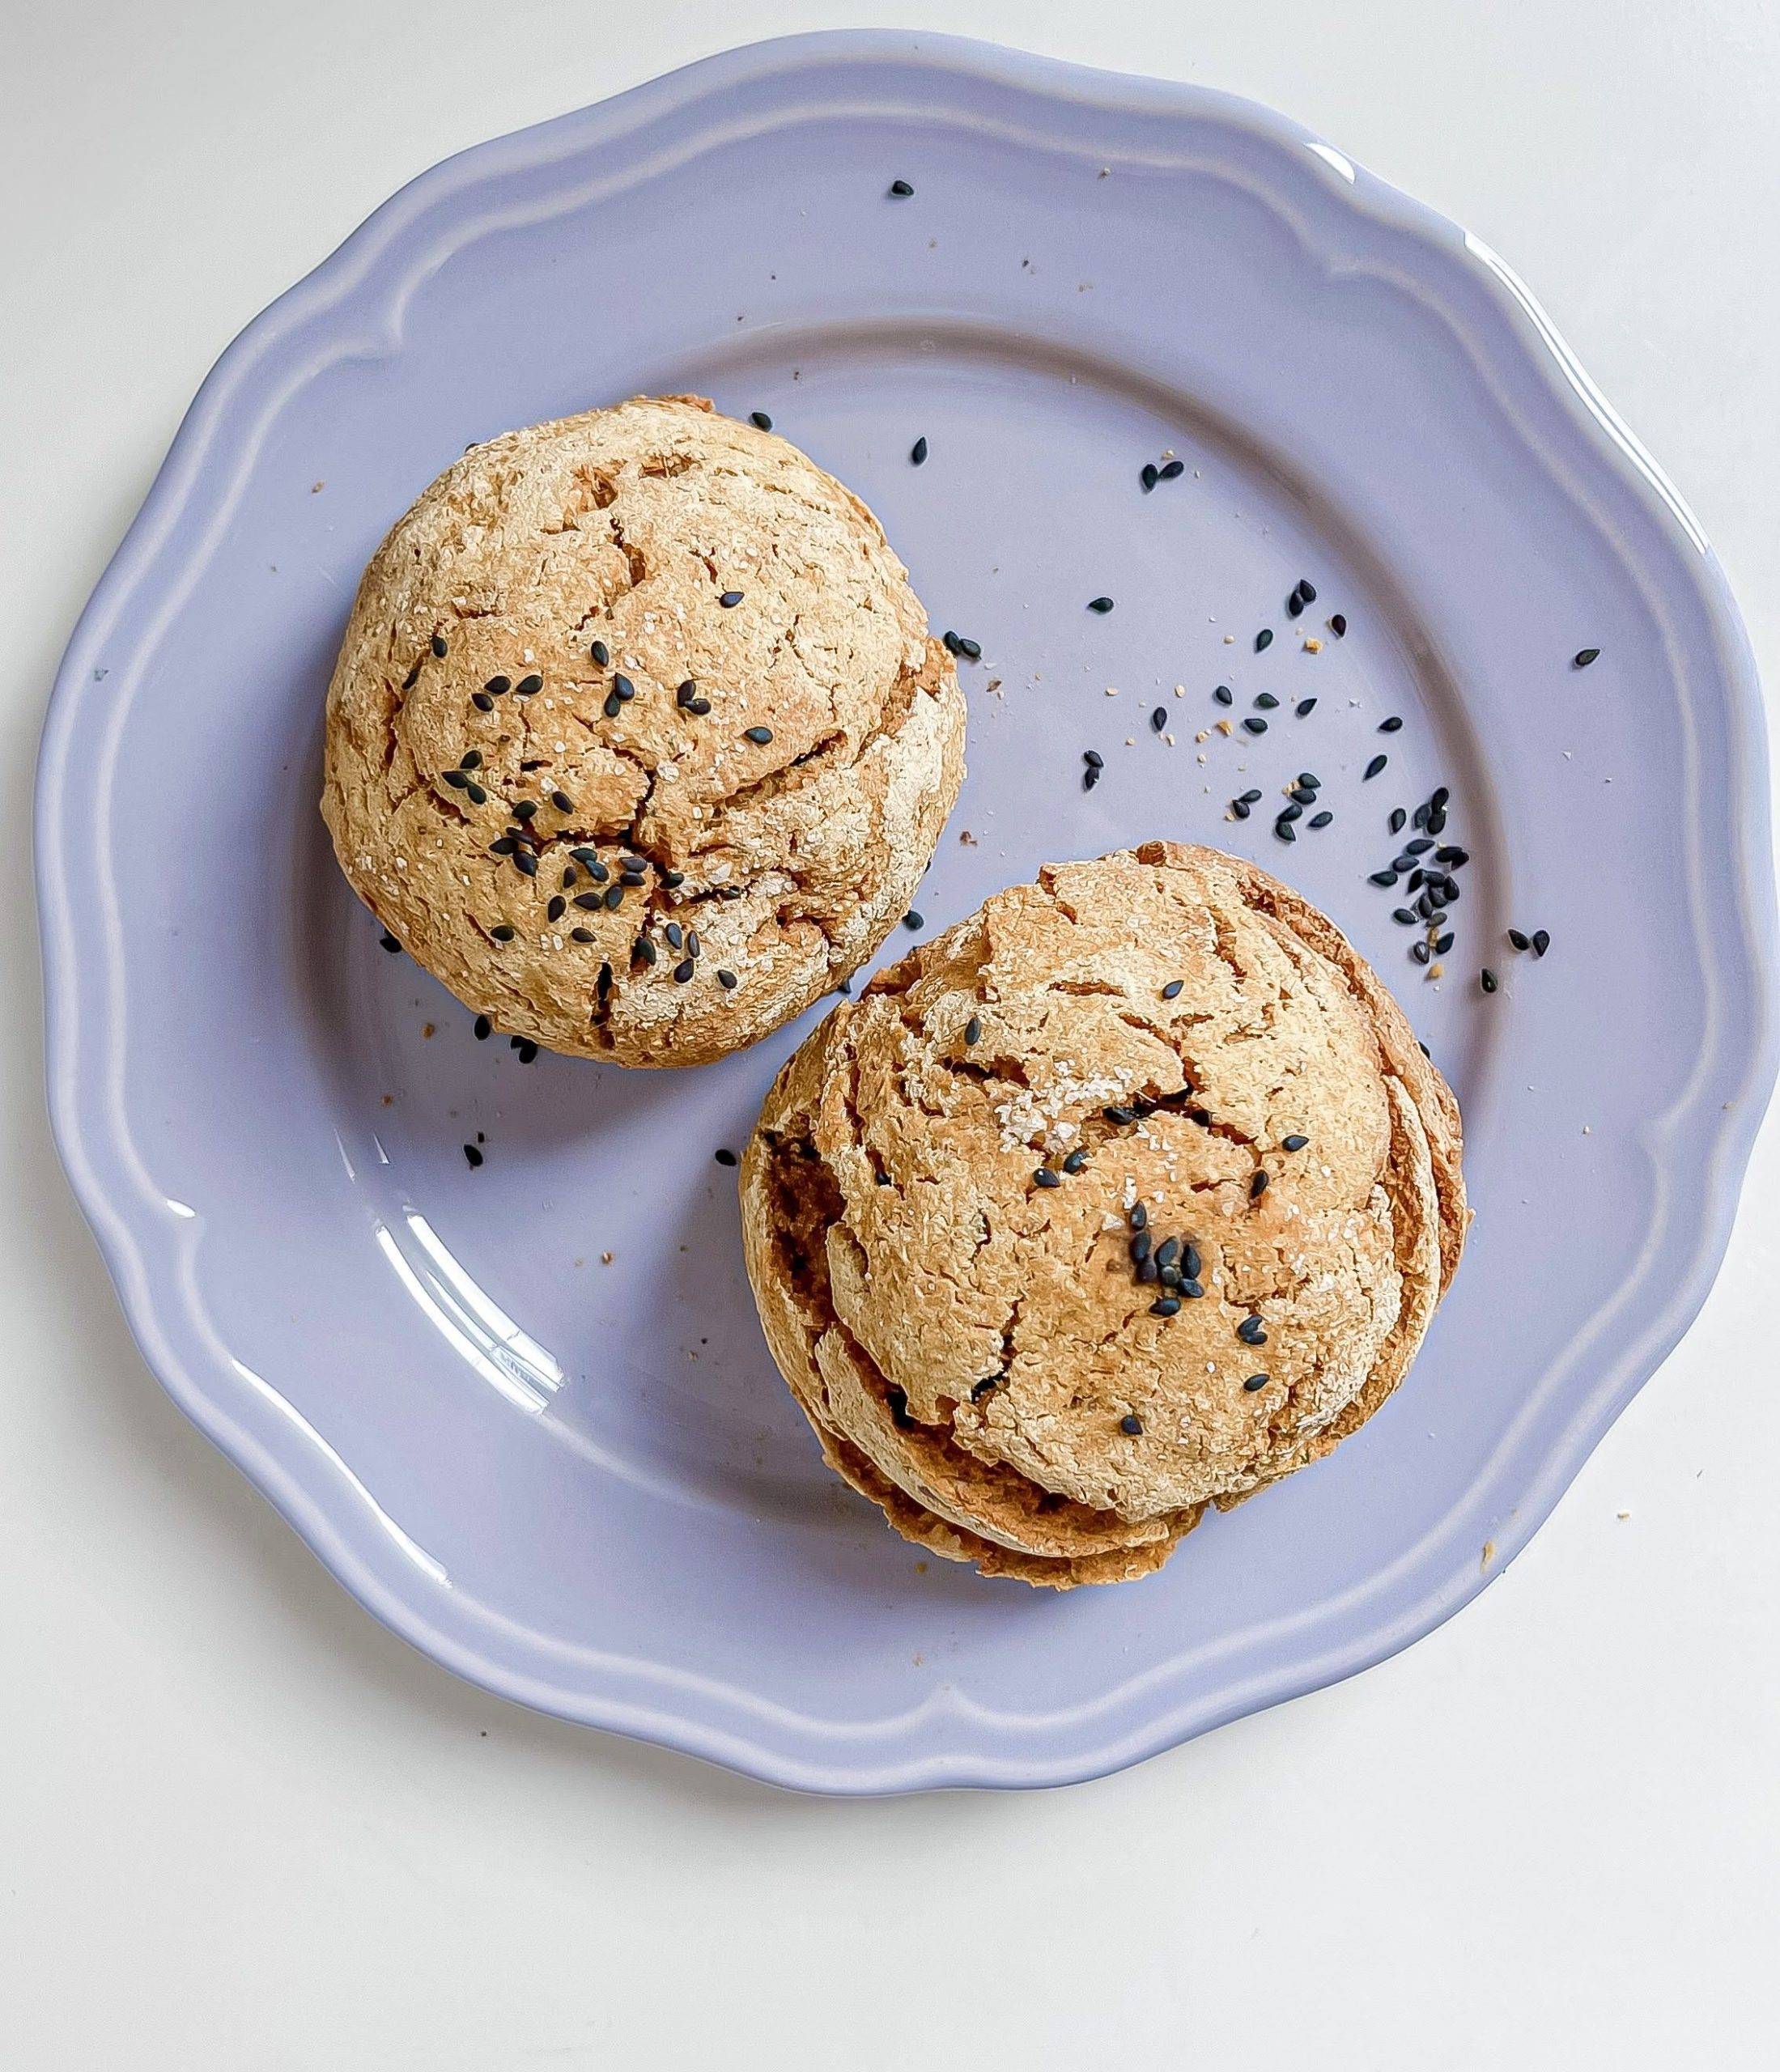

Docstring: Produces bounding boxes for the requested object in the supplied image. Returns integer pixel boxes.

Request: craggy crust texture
[321,396,965,1067]
[741,843,1468,1588]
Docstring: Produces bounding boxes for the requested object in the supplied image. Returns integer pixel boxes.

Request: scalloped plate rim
[35,29,1778,1794]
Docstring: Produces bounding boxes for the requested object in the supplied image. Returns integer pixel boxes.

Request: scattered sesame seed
[1141,462,1158,492]
[1162,979,1184,999]
[490,923,516,942]
[1034,1167,1060,1188]
[571,927,595,944]
[1282,1134,1309,1152]
[715,1147,738,1166]
[431,634,448,658]
[1481,967,1498,994]
[1255,628,1273,652]
[910,435,928,465]
[463,1143,483,1167]
[1120,1412,1145,1435]
[888,178,914,197]
[673,959,695,983]
[719,591,744,608]
[1150,706,1167,732]
[903,911,923,930]
[1249,1170,1269,1199]
[1574,647,1600,669]
[472,691,494,712]
[1243,716,1268,736]
[1088,596,1115,614]
[1389,808,1407,834]
[1159,459,1184,480]
[1255,692,1279,710]
[590,640,610,666]
[744,725,773,744]
[1532,929,1550,957]
[1296,697,1317,717]
[1364,754,1387,780]
[1309,810,1333,828]
[1062,1149,1087,1174]
[1329,614,1347,637]
[516,673,542,696]
[380,931,401,953]
[1243,1374,1268,1392]
[1213,686,1234,706]
[551,791,574,813]
[474,1015,491,1040]
[750,410,773,431]
[718,968,737,990]
[1378,715,1403,733]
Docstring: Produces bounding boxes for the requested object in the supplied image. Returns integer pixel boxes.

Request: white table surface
[5,3,1778,2065]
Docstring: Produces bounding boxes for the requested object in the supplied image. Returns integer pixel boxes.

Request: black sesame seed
[603,885,623,910]
[957,636,982,660]
[1150,706,1167,732]
[1034,1167,1060,1188]
[1162,979,1184,999]
[490,838,516,857]
[573,893,603,912]
[1393,907,1417,925]
[1183,1245,1201,1281]
[1129,1204,1148,1231]
[401,663,421,690]
[1286,587,1304,618]
[1239,788,1264,805]
[550,791,574,813]
[490,923,516,943]
[686,930,701,957]
[1282,1134,1309,1152]
[1309,810,1333,829]
[1243,716,1269,736]
[673,959,694,983]
[463,1143,483,1168]
[1369,869,1399,888]
[513,800,537,822]
[965,1015,982,1046]
[1434,932,1455,955]
[1406,837,1434,856]
[1389,808,1408,834]
[473,1014,491,1040]
[1062,1149,1087,1174]
[1329,614,1347,638]
[1238,1316,1268,1344]
[971,1375,999,1401]
[941,630,960,655]
[749,410,773,431]
[1297,579,1317,604]
[1574,647,1600,669]
[472,691,494,712]
[1255,628,1273,652]
[546,895,566,922]
[910,435,928,465]
[1255,692,1280,710]
[1378,715,1403,733]
[888,179,914,197]
[1141,463,1158,492]
[718,968,737,990]
[1411,940,1432,966]
[571,928,595,944]
[1296,697,1318,717]
[903,911,923,930]
[1230,799,1251,820]
[1083,767,1101,792]
[1159,459,1184,480]
[1250,1170,1269,1199]
[1243,1374,1268,1392]
[719,591,744,609]
[431,634,448,658]
[590,640,609,667]
[1365,754,1387,780]
[1213,685,1234,706]
[661,870,684,889]
[1481,967,1498,994]
[513,851,538,877]
[1532,929,1550,957]
[1431,785,1451,809]
[516,673,542,696]
[1151,1297,1182,1318]
[379,931,401,953]
[466,783,487,805]
[634,936,657,966]
[1508,928,1531,951]
[1083,748,1104,767]
[665,923,682,949]
[1275,819,1298,843]
[1088,596,1115,614]
[744,725,773,745]
[1120,1412,1145,1435]
[444,768,469,789]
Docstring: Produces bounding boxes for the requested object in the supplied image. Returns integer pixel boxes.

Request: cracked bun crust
[741,843,1468,1587]
[321,395,965,1066]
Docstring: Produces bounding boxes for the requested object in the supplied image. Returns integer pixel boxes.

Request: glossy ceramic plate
[39,32,1775,1792]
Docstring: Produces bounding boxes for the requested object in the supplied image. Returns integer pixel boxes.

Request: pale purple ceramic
[38,32,1775,1792]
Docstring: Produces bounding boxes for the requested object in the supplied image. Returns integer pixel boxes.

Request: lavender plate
[39,32,1774,1793]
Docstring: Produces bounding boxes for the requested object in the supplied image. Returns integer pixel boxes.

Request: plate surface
[38,31,1775,1792]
